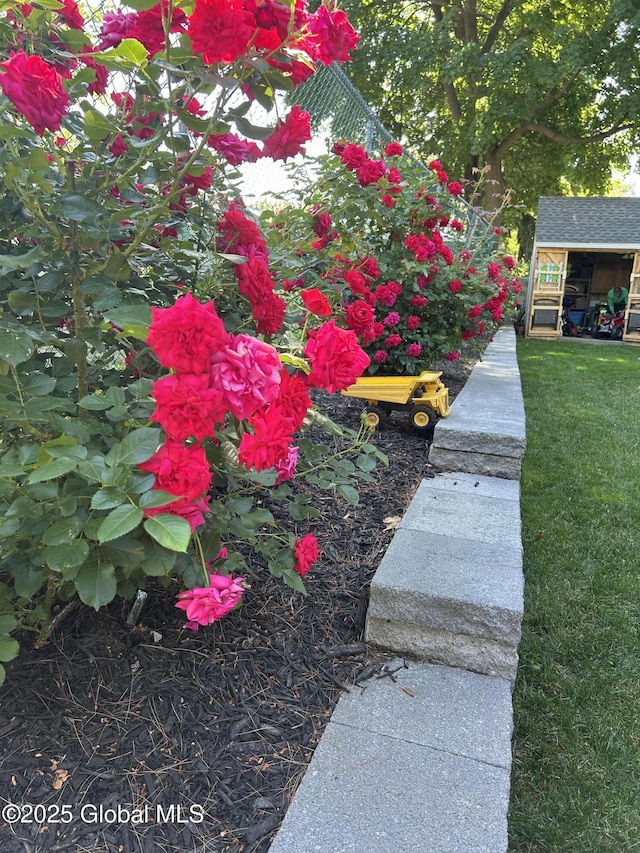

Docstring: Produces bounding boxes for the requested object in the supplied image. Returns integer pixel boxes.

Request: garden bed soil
[0,359,474,853]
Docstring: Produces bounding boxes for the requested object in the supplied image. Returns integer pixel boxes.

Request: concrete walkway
[269,327,526,853]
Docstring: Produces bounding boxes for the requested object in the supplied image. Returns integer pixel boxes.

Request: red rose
[262,105,312,162]
[251,291,287,335]
[339,142,367,170]
[188,0,256,65]
[301,288,332,317]
[449,279,462,293]
[293,532,320,576]
[218,202,267,254]
[307,6,359,65]
[127,1,187,57]
[147,292,229,374]
[150,373,226,441]
[357,158,386,186]
[345,299,375,333]
[0,51,69,135]
[238,407,295,472]
[138,440,212,501]
[385,141,403,156]
[304,320,370,394]
[271,369,312,432]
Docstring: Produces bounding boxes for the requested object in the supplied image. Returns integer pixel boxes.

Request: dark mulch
[0,360,474,853]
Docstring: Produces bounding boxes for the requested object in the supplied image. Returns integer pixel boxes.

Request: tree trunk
[481,149,507,213]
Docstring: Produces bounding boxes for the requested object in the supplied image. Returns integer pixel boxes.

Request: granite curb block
[429,326,526,479]
[268,661,513,853]
[365,471,524,681]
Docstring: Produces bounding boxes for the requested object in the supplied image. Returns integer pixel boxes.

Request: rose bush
[263,143,521,373]
[0,0,385,683]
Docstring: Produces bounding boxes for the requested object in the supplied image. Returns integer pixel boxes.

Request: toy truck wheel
[410,405,436,432]
[364,406,386,428]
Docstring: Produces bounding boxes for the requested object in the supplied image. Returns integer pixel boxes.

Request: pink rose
[175,572,244,630]
[275,445,299,484]
[210,334,282,421]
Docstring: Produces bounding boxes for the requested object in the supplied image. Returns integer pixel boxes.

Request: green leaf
[21,374,56,396]
[0,634,19,663]
[242,508,275,529]
[24,397,70,419]
[336,484,360,506]
[356,453,377,472]
[7,290,37,315]
[77,457,107,482]
[0,246,44,274]
[74,562,117,610]
[45,540,89,572]
[84,107,119,142]
[144,514,192,552]
[227,497,253,515]
[42,517,83,546]
[141,541,177,576]
[0,615,17,633]
[100,536,144,569]
[97,505,144,543]
[14,564,46,598]
[27,458,78,483]
[105,428,161,466]
[281,568,308,595]
[79,394,111,410]
[0,663,5,686]
[0,326,34,366]
[233,115,274,141]
[137,489,180,509]
[94,38,149,72]
[91,488,127,510]
[103,304,151,340]
[60,193,105,223]
[0,463,24,479]
[42,443,87,461]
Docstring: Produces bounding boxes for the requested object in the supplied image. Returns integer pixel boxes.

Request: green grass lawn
[509,339,640,853]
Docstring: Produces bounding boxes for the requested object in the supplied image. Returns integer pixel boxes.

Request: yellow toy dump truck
[341,371,451,431]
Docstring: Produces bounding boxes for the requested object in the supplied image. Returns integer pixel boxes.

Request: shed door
[527,249,567,337]
[623,252,640,343]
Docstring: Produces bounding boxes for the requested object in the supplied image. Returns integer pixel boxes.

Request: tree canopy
[339,0,640,250]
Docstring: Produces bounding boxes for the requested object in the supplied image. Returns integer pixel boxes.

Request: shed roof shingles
[535,196,640,246]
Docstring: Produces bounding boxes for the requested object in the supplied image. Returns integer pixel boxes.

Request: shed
[525,196,640,342]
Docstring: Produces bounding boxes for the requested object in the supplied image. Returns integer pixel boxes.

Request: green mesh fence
[290,62,393,151]
[290,63,492,248]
